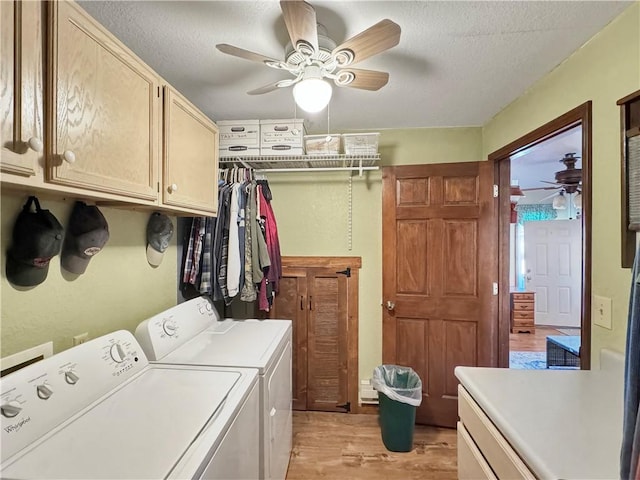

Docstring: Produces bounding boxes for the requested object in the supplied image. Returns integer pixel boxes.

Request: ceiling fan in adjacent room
[535,152,583,209]
[215,0,401,112]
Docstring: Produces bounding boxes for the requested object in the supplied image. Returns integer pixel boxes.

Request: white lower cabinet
[457,385,535,480]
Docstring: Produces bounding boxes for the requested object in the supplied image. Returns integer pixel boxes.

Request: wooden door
[271,268,308,410]
[523,219,582,327]
[47,1,159,200]
[306,268,349,412]
[162,86,218,214]
[382,162,498,428]
[1,0,43,177]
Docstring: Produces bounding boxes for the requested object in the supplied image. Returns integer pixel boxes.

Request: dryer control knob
[1,401,22,418]
[65,370,79,385]
[37,383,53,400]
[205,302,212,312]
[162,319,177,336]
[110,343,126,363]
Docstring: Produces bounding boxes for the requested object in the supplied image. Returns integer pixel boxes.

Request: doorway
[490,102,592,370]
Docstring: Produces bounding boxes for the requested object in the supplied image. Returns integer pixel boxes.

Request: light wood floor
[509,325,569,352]
[286,411,457,479]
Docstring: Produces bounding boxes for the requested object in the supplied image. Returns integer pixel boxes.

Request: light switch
[593,295,612,329]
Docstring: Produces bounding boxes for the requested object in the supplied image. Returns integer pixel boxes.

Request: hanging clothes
[621,245,640,479]
[180,167,282,310]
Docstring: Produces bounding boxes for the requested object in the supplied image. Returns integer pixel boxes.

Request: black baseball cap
[6,196,64,287]
[146,212,173,266]
[61,202,110,275]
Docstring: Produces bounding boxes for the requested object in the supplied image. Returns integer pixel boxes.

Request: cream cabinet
[1,0,218,216]
[1,0,44,179]
[47,0,160,202]
[162,86,218,215]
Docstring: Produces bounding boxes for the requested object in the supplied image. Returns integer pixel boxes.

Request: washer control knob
[205,302,212,312]
[110,343,126,363]
[65,370,79,385]
[1,401,22,418]
[162,319,177,336]
[37,383,53,400]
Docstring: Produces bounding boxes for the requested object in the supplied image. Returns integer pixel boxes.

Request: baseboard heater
[360,378,379,405]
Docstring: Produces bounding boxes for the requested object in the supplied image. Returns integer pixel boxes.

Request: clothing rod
[254,167,379,174]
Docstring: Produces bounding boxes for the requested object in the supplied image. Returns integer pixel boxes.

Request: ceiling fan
[215,0,401,112]
[534,152,582,194]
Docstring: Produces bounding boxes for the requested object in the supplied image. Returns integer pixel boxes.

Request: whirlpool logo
[4,416,31,434]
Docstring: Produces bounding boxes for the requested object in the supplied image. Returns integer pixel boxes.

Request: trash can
[372,365,422,452]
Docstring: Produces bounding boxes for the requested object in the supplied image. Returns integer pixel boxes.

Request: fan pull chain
[347,173,353,251]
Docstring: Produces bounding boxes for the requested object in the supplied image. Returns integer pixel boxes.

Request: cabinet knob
[168,183,178,193]
[27,137,43,153]
[62,150,76,164]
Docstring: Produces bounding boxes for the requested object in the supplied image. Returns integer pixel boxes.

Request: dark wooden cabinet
[510,291,535,333]
[270,257,360,413]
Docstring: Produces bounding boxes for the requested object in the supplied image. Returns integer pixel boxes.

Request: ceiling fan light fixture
[552,191,567,210]
[573,192,582,209]
[292,66,332,113]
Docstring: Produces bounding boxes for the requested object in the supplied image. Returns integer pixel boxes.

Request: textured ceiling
[78,1,630,134]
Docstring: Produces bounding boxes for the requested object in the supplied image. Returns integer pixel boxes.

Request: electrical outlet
[593,295,612,329]
[73,332,89,346]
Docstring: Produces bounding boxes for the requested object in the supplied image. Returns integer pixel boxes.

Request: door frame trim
[488,101,592,370]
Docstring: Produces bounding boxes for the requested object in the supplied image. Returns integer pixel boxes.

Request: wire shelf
[220,154,380,173]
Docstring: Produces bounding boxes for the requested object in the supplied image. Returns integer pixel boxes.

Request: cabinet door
[1,0,43,177]
[162,86,218,214]
[47,1,159,201]
[306,268,348,412]
[271,268,307,411]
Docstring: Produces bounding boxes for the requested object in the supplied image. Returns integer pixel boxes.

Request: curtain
[621,245,640,479]
[515,204,557,223]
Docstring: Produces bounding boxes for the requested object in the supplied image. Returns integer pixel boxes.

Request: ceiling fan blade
[247,82,282,95]
[332,19,401,67]
[280,0,318,55]
[335,68,389,91]
[539,191,560,203]
[216,44,288,69]
[247,77,299,95]
[540,180,561,186]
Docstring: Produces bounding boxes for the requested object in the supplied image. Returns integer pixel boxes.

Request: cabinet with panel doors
[269,257,360,413]
[1,0,44,180]
[1,0,218,216]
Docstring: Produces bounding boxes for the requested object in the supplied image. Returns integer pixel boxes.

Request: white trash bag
[372,364,422,407]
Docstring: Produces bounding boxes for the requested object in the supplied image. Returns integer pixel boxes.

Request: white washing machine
[135,297,292,480]
[0,330,260,479]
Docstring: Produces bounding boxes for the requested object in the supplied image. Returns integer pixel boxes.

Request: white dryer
[135,297,292,480]
[0,330,259,479]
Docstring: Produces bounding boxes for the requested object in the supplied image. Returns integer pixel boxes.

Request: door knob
[385,300,395,311]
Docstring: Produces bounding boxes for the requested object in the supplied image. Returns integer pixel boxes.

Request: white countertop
[455,354,624,480]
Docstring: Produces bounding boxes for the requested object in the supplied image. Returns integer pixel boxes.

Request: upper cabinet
[1,0,218,216]
[162,86,218,215]
[1,0,44,178]
[47,0,160,201]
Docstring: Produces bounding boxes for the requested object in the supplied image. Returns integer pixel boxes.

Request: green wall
[0,193,177,357]
[483,2,640,366]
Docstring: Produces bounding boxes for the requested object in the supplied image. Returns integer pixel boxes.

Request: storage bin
[217,120,260,147]
[304,134,341,155]
[260,119,305,155]
[342,132,379,155]
[218,145,260,157]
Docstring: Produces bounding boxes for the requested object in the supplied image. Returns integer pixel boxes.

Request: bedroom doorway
[490,102,592,370]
